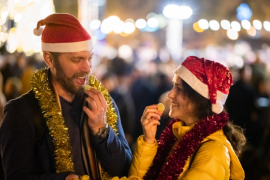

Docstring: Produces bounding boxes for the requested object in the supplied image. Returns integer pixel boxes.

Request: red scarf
[143,112,229,180]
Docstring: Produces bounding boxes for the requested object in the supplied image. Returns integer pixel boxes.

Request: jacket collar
[172,121,245,180]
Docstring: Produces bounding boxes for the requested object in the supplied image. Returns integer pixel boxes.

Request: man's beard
[53,60,88,95]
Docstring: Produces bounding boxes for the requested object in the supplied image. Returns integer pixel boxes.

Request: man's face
[52,51,93,95]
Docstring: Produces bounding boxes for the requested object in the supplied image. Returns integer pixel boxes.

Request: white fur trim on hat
[173,65,228,114]
[33,27,44,36]
[42,40,93,52]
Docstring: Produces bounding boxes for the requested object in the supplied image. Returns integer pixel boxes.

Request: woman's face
[167,75,195,124]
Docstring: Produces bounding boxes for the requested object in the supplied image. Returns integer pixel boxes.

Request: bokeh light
[101,19,113,34]
[118,45,133,60]
[90,20,101,30]
[163,5,180,19]
[253,20,262,30]
[135,19,147,29]
[263,21,270,31]
[227,29,239,40]
[198,19,209,29]
[163,5,192,19]
[113,20,124,34]
[0,19,6,26]
[147,17,159,28]
[231,21,241,31]
[14,13,22,22]
[236,3,252,21]
[125,18,135,24]
[177,6,193,19]
[1,11,8,19]
[146,12,157,20]
[108,16,120,23]
[241,20,251,30]
[193,22,204,33]
[123,22,135,34]
[156,14,167,28]
[209,20,220,31]
[221,20,230,30]
[247,26,256,36]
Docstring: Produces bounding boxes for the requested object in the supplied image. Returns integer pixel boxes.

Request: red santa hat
[33,13,93,52]
[174,56,233,114]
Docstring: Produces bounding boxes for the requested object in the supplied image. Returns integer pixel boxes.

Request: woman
[128,56,246,180]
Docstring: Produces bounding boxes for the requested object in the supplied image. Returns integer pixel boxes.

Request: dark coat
[0,94,132,180]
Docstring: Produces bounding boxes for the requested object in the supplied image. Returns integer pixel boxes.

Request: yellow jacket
[128,121,245,180]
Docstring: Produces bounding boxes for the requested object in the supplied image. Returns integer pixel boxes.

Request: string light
[253,20,262,30]
[241,20,251,30]
[227,29,239,40]
[231,21,241,31]
[209,20,220,31]
[221,20,230,30]
[193,22,204,32]
[198,19,209,29]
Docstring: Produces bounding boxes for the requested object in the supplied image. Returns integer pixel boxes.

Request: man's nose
[81,60,91,74]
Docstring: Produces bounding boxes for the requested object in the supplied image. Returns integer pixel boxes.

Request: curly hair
[182,80,246,156]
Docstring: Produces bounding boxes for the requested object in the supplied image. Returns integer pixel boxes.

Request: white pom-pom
[212,102,223,114]
[33,27,44,36]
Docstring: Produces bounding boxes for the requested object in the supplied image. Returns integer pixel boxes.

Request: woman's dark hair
[182,80,246,156]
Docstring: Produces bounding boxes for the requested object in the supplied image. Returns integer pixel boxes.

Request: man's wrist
[91,124,109,140]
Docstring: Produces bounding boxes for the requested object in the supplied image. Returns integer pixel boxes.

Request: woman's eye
[177,87,182,91]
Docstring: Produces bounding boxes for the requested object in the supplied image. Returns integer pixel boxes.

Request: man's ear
[43,51,54,68]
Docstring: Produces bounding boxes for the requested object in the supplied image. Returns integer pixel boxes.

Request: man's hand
[65,174,79,180]
[83,88,107,134]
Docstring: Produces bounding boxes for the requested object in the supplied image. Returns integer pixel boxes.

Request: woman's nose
[167,89,174,99]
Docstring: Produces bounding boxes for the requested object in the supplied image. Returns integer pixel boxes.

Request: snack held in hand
[84,84,91,91]
[157,103,165,112]
[81,175,90,180]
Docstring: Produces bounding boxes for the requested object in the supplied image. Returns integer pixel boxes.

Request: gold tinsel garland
[31,68,118,177]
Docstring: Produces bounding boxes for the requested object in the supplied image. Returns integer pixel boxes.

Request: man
[0,13,132,180]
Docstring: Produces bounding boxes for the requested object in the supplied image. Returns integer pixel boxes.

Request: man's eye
[72,59,81,62]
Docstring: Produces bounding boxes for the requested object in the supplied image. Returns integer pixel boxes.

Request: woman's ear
[43,51,54,68]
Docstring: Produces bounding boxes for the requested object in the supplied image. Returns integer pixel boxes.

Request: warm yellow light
[247,26,256,36]
[101,19,113,34]
[227,29,238,40]
[123,22,135,34]
[9,27,17,34]
[108,16,120,23]
[120,32,129,37]
[193,22,204,33]
[113,20,124,34]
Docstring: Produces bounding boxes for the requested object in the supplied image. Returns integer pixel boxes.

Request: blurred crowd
[0,43,270,179]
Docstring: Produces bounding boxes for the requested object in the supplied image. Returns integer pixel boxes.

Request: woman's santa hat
[174,56,233,114]
[33,13,93,52]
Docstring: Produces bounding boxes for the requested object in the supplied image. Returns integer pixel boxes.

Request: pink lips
[75,77,86,85]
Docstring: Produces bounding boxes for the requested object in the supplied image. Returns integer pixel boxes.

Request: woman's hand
[65,174,79,180]
[141,105,163,144]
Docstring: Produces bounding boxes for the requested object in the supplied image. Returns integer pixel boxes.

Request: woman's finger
[141,112,160,123]
[144,120,160,129]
